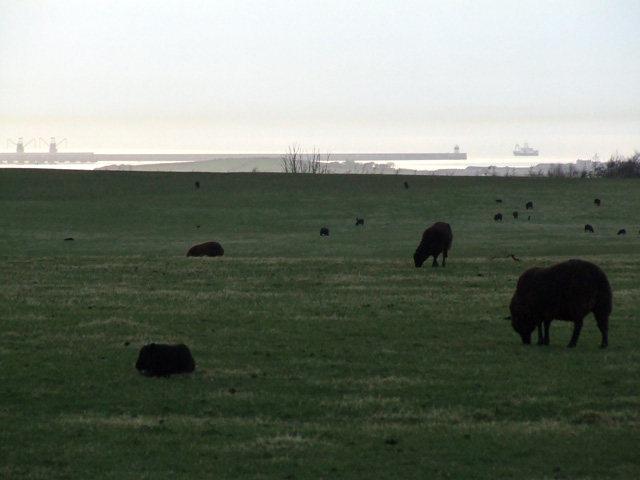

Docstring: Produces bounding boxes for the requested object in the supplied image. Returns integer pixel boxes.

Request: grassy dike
[0,169,639,479]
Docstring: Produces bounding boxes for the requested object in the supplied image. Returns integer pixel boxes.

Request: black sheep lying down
[135,343,196,376]
[186,241,224,257]
[509,259,612,348]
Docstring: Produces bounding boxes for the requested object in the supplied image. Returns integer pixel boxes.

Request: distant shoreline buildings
[1,143,605,177]
[0,145,467,165]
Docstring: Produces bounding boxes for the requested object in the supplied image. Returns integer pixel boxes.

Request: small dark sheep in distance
[594,198,601,206]
[617,229,626,235]
[404,181,409,189]
[509,259,611,348]
[494,213,503,221]
[186,241,224,257]
[526,201,533,210]
[356,218,364,226]
[413,222,453,268]
[512,211,519,219]
[320,227,330,236]
[584,224,594,233]
[135,343,196,377]
[195,181,200,189]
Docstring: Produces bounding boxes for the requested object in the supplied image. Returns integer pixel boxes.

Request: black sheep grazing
[512,211,519,219]
[594,198,601,206]
[404,181,410,189]
[494,213,503,221]
[320,227,330,236]
[526,201,534,210]
[186,241,224,257]
[413,222,453,268]
[584,224,594,233]
[617,229,626,235]
[495,199,502,203]
[135,343,196,377]
[355,218,364,226]
[194,181,200,189]
[509,259,612,348]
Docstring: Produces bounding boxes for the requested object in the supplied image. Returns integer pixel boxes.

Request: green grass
[0,169,639,479]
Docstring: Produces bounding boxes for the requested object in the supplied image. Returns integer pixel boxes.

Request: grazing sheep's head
[512,317,533,344]
[509,297,535,344]
[413,250,426,268]
[135,343,156,375]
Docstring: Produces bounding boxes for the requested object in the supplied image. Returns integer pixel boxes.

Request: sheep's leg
[595,313,609,349]
[543,320,551,345]
[431,257,439,267]
[567,318,584,348]
[536,323,544,345]
[537,320,551,346]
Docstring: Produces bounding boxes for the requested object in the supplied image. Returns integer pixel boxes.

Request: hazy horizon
[1,1,638,159]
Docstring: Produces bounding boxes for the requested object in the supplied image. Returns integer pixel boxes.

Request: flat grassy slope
[0,169,639,479]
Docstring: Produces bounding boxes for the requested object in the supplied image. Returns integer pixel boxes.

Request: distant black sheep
[512,211,519,219]
[186,241,224,257]
[594,198,601,206]
[413,222,453,268]
[495,199,503,203]
[135,343,196,377]
[617,229,626,235]
[320,227,330,236]
[584,224,594,233]
[526,201,534,210]
[195,181,200,189]
[509,259,612,348]
[494,213,503,221]
[404,181,410,189]
[64,237,74,241]
[356,218,364,226]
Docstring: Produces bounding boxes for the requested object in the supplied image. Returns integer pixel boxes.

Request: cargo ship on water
[513,143,539,156]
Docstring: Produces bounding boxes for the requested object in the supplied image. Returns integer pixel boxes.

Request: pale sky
[1,0,638,159]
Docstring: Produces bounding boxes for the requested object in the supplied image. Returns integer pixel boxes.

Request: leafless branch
[490,253,521,261]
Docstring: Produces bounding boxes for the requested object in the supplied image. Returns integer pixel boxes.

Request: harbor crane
[39,137,67,153]
[7,137,35,153]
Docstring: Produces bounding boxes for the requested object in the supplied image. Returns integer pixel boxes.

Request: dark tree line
[595,151,640,178]
[541,151,640,178]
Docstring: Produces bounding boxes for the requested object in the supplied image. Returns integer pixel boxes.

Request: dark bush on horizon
[530,151,639,178]
[595,151,640,178]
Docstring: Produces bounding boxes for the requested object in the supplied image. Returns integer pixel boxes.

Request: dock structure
[0,152,96,165]
[1,146,467,166]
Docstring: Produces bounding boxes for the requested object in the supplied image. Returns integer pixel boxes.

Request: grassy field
[0,169,639,479]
